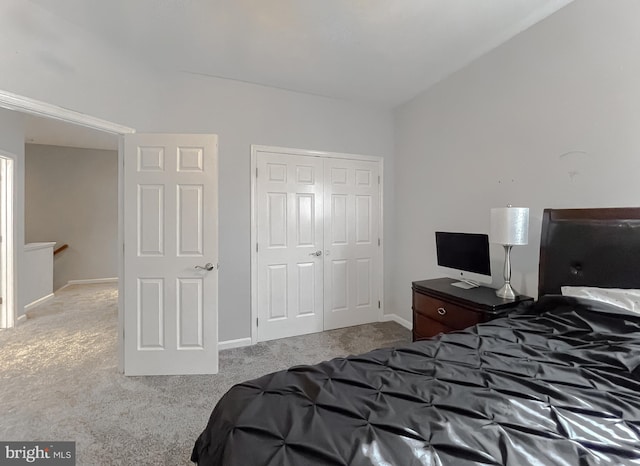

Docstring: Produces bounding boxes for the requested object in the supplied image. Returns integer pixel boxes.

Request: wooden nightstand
[412,278,533,341]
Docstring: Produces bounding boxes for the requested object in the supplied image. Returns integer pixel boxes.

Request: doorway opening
[0,89,135,374]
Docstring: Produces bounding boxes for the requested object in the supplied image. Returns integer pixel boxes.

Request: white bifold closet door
[256,150,380,342]
[256,153,325,341]
[323,158,380,330]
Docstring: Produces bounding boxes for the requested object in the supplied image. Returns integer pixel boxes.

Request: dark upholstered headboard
[538,208,640,297]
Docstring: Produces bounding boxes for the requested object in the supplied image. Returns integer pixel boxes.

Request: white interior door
[323,158,380,330]
[123,133,218,375]
[256,152,324,341]
[254,148,382,341]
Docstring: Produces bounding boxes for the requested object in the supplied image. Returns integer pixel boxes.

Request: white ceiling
[24,0,573,149]
[32,0,572,107]
[25,115,119,151]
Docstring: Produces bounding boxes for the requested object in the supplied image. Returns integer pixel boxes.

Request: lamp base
[496,282,518,300]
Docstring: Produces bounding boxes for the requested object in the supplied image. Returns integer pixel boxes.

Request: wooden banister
[54,244,69,256]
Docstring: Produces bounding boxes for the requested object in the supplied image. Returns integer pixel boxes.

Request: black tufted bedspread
[192,296,640,465]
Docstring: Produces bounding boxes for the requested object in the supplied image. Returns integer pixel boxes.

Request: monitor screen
[435,232,491,281]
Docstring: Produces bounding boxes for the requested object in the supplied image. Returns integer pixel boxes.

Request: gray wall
[393,0,640,322]
[0,1,395,341]
[10,0,639,336]
[25,144,118,290]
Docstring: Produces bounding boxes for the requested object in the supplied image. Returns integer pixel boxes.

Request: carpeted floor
[0,283,410,465]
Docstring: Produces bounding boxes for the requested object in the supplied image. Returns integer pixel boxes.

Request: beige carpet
[0,283,410,465]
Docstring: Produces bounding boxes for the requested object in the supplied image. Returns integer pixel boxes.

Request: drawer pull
[437,307,447,316]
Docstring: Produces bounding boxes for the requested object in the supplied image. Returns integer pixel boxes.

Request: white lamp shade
[490,207,529,245]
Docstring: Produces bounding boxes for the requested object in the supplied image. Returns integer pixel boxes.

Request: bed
[192,207,640,465]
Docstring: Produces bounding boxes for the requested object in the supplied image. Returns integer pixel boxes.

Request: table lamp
[490,206,529,299]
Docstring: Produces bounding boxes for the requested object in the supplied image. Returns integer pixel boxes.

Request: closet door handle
[309,250,322,257]
[437,307,447,316]
[195,263,215,271]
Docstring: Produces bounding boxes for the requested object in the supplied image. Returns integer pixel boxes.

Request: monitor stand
[451,280,480,290]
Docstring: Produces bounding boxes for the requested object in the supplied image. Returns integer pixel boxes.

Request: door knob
[308,250,322,257]
[195,263,215,271]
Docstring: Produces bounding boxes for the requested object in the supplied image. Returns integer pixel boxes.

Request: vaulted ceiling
[30,0,572,107]
[22,0,573,149]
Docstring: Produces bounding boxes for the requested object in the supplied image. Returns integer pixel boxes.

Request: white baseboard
[218,337,252,351]
[16,314,27,324]
[24,293,55,312]
[381,313,412,330]
[58,277,119,291]
[67,277,118,285]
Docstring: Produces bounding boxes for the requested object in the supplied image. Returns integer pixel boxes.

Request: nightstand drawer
[414,312,453,339]
[413,292,481,330]
[411,278,533,342]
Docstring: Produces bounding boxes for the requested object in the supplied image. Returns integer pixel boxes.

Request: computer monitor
[435,231,491,287]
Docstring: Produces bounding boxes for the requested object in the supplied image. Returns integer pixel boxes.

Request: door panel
[356,259,372,307]
[256,152,324,341]
[177,185,204,256]
[177,278,204,348]
[124,133,218,375]
[138,184,164,255]
[138,278,164,348]
[324,158,380,330]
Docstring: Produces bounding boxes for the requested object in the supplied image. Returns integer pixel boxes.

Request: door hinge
[378,175,380,184]
[378,300,381,309]
[256,317,259,327]
[256,243,258,252]
[378,238,380,246]
[256,167,258,178]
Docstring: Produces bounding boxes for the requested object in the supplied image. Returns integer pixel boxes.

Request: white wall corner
[381,313,412,330]
[218,337,253,351]
[24,292,55,313]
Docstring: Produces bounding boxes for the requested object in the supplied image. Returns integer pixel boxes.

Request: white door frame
[250,145,384,344]
[0,90,135,373]
[0,154,14,329]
